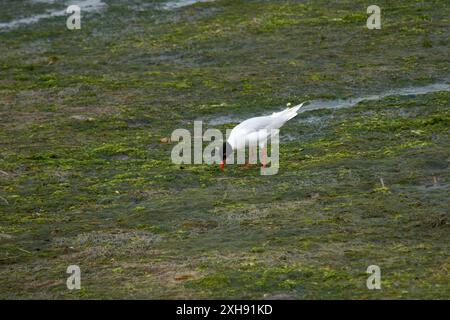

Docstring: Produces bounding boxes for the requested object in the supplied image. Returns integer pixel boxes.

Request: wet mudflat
[0,0,449,299]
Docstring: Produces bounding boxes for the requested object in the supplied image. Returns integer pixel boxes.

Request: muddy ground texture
[0,0,449,299]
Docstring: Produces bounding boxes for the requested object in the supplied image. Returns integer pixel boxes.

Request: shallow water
[162,0,215,10]
[208,82,450,125]
[0,0,106,30]
[0,0,213,30]
[303,82,450,112]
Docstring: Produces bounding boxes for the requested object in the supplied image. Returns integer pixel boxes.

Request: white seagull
[220,102,305,169]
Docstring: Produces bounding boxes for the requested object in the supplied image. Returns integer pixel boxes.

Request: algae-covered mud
[0,0,449,299]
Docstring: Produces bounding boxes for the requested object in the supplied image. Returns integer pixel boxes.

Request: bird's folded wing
[234,116,274,135]
[230,102,305,140]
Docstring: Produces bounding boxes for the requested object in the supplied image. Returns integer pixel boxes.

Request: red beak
[220,161,225,170]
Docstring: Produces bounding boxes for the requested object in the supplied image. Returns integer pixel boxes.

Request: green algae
[0,0,448,299]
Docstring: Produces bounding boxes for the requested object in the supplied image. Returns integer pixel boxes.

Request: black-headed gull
[221,102,305,169]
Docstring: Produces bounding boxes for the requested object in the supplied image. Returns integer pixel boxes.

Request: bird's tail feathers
[272,102,305,120]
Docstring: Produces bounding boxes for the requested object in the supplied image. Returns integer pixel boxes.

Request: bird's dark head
[220,142,233,170]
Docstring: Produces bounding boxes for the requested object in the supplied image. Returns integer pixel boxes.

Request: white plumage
[227,102,305,151]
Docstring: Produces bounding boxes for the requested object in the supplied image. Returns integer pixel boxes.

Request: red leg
[262,146,267,168]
